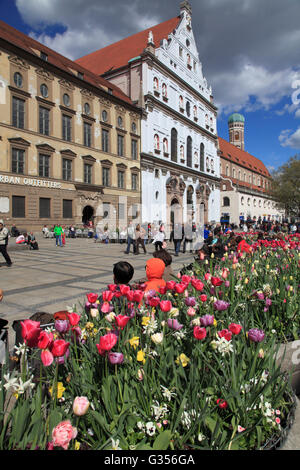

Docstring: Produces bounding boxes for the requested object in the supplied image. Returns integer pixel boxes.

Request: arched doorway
[82,205,94,225]
[170,198,181,228]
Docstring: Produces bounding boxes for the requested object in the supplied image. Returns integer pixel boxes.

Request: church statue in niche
[154,134,160,150]
[163,138,168,153]
[162,83,167,97]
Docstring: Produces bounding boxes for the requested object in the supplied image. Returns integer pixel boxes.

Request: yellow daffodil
[175,353,190,367]
[142,316,151,326]
[213,318,217,327]
[129,336,140,349]
[137,350,146,364]
[244,278,249,284]
[74,441,81,450]
[49,382,65,399]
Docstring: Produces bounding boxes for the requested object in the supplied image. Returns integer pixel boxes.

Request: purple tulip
[185,297,196,307]
[108,352,124,364]
[248,328,265,343]
[55,320,69,334]
[200,314,214,327]
[210,287,216,295]
[213,300,230,311]
[167,318,183,330]
[55,348,70,365]
[257,292,264,300]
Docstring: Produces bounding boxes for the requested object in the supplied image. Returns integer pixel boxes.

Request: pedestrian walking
[0,220,12,266]
[135,224,147,254]
[152,223,165,251]
[54,224,63,247]
[125,221,136,254]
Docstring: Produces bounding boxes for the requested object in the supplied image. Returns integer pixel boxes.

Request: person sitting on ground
[211,238,225,259]
[27,232,39,250]
[144,258,166,293]
[235,235,252,254]
[113,261,134,286]
[11,224,20,237]
[196,243,210,261]
[153,249,173,281]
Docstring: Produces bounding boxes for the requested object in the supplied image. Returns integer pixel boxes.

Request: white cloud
[279,128,300,149]
[213,59,298,114]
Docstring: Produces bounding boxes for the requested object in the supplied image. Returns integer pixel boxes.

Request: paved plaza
[0,235,195,347]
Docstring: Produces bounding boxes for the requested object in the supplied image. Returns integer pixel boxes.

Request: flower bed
[0,236,299,450]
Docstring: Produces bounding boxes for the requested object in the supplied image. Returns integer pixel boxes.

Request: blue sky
[1,0,300,172]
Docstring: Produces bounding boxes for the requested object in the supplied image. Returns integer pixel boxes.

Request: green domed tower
[228,112,245,150]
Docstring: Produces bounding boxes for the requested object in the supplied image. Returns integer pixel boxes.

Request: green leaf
[153,430,172,450]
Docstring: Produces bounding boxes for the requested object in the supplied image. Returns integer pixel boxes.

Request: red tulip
[67,313,81,326]
[126,290,135,302]
[51,339,70,358]
[102,291,114,302]
[159,300,172,312]
[98,333,118,352]
[119,285,131,296]
[181,275,191,285]
[174,283,187,294]
[204,273,211,281]
[38,331,53,350]
[148,296,160,307]
[159,286,167,295]
[86,293,98,304]
[133,290,144,303]
[211,277,223,287]
[229,323,242,335]
[193,326,207,340]
[115,315,130,329]
[166,280,177,290]
[217,398,228,409]
[191,279,204,291]
[21,319,42,348]
[107,284,117,292]
[41,349,54,366]
[218,329,232,341]
[200,294,207,302]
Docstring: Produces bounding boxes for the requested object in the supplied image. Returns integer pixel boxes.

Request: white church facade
[76,1,221,233]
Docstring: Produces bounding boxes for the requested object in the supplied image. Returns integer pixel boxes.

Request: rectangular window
[39,153,50,178]
[12,195,25,218]
[131,139,137,160]
[12,148,25,174]
[62,158,72,181]
[84,163,92,184]
[62,114,72,141]
[39,106,50,135]
[131,173,138,190]
[117,134,124,157]
[83,122,92,147]
[102,167,110,187]
[102,129,109,152]
[118,170,125,189]
[12,96,25,129]
[39,197,50,218]
[63,199,72,218]
[118,203,125,220]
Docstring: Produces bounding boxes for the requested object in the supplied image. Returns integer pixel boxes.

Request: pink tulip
[52,420,77,450]
[73,397,90,416]
[41,349,54,366]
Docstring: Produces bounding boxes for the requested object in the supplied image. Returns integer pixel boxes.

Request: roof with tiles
[0,20,134,106]
[218,137,271,178]
[75,16,182,75]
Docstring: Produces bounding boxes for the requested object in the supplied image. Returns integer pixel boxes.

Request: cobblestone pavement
[0,235,195,348]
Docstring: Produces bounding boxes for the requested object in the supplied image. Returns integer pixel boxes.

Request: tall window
[118,170,125,189]
[223,197,230,207]
[200,143,204,172]
[131,139,137,160]
[171,128,178,163]
[131,173,138,190]
[83,122,92,147]
[102,129,109,152]
[84,163,92,184]
[12,97,25,129]
[102,167,110,187]
[12,195,25,218]
[62,114,72,141]
[117,134,124,156]
[63,199,72,218]
[39,198,50,218]
[62,158,72,181]
[39,106,50,135]
[12,148,25,174]
[187,136,192,167]
[39,153,50,178]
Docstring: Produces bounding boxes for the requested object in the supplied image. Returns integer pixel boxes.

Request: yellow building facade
[0,22,142,233]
